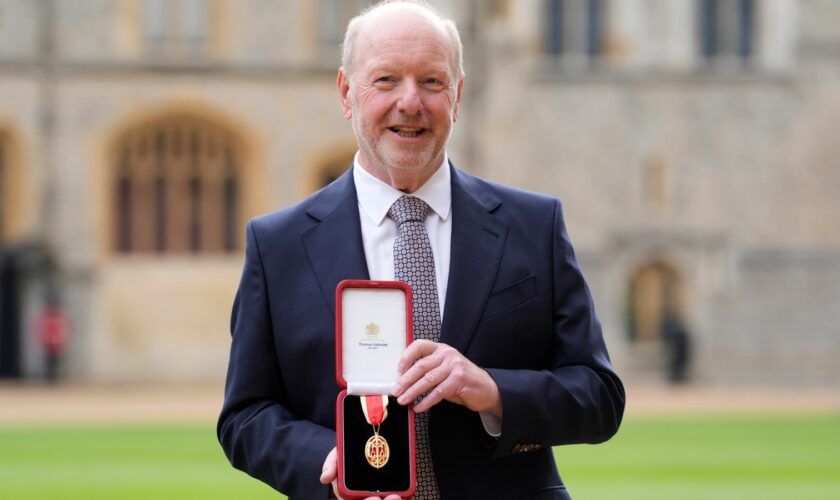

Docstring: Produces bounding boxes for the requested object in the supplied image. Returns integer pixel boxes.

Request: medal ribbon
[362,394,391,469]
[361,394,389,426]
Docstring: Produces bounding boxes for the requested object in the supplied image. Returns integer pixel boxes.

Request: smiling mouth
[389,127,426,138]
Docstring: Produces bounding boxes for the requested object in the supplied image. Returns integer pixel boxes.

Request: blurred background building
[0,0,838,386]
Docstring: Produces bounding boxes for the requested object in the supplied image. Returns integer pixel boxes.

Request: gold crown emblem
[365,322,380,336]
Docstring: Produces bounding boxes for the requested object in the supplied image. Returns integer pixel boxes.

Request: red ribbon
[361,395,388,426]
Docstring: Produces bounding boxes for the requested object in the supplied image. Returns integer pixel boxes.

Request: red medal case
[335,280,416,499]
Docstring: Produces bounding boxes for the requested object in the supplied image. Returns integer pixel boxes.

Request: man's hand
[320,447,402,500]
[392,340,503,417]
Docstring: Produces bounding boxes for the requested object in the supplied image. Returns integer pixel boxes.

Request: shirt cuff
[478,411,502,437]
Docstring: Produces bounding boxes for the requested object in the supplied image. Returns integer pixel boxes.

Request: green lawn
[0,422,280,500]
[0,415,838,499]
[558,414,840,499]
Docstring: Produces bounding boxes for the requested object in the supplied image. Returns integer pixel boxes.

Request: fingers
[393,341,469,411]
[412,370,457,412]
[320,447,337,485]
[396,339,437,374]
[393,340,503,414]
[394,341,449,404]
[396,360,450,408]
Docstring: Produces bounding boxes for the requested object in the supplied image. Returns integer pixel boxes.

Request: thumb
[320,448,338,484]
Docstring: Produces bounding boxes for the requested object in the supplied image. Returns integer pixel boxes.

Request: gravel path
[0,381,837,425]
[0,382,225,424]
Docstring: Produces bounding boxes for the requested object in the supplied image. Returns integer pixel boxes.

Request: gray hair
[341,0,465,83]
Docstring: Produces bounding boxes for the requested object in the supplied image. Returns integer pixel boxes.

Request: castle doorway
[626,261,691,383]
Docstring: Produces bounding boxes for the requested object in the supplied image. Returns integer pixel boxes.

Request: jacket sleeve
[217,221,334,499]
[485,200,625,458]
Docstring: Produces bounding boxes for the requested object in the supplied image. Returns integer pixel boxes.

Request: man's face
[339,11,463,182]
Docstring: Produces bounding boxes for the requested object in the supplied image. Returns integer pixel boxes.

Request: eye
[422,78,446,90]
[374,75,397,88]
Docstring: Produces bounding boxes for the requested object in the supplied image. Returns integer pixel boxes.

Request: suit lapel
[301,164,507,350]
[301,168,370,316]
[441,165,508,354]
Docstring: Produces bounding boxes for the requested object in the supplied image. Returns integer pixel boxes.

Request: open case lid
[336,280,413,394]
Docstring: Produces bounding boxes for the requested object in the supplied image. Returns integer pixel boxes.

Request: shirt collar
[353,152,452,226]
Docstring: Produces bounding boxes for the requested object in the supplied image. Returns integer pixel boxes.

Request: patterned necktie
[388,195,441,500]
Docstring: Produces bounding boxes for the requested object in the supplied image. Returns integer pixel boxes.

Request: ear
[452,77,464,122]
[338,68,353,119]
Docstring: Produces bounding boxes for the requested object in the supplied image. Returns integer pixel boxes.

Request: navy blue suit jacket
[218,164,625,499]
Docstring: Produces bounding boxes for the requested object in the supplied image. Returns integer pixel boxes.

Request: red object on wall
[34,307,70,356]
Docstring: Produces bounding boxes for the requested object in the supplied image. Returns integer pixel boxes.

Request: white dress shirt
[353,152,451,316]
[352,152,501,436]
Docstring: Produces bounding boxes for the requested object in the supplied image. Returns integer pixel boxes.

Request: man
[218,1,624,499]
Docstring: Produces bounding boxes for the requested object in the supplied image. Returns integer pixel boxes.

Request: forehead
[355,10,454,73]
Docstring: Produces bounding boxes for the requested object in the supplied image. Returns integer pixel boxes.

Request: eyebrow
[368,64,450,77]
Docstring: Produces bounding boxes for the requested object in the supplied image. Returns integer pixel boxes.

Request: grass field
[0,415,838,499]
[558,415,840,499]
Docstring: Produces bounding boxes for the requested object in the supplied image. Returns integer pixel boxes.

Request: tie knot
[388,196,431,226]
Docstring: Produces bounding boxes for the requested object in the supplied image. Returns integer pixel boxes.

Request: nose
[396,80,422,116]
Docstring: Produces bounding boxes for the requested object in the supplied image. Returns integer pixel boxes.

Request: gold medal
[364,425,390,468]
[361,395,390,469]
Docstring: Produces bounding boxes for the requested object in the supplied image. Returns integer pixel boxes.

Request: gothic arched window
[114,115,241,254]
